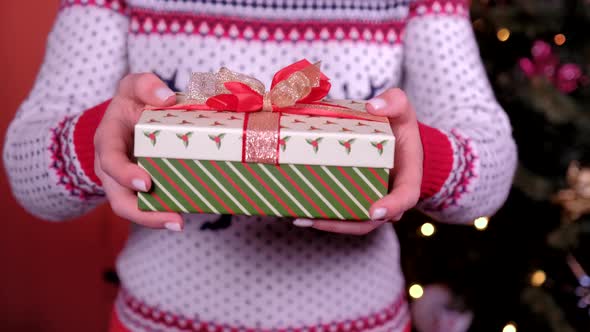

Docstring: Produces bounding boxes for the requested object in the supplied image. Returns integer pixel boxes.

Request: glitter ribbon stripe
[243,112,281,164]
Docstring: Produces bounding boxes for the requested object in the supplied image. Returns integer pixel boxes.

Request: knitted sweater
[3,0,517,331]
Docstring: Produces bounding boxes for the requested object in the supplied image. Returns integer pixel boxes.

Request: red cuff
[418,122,454,200]
[73,100,110,186]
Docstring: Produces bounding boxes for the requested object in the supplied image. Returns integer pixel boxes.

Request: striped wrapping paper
[138,158,389,220]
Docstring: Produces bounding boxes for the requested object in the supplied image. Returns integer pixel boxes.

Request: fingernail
[155,87,175,102]
[368,98,387,111]
[392,213,404,221]
[165,222,182,232]
[371,208,387,220]
[132,178,147,192]
[293,218,314,228]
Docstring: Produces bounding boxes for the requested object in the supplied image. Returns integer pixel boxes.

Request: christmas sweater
[3,0,517,331]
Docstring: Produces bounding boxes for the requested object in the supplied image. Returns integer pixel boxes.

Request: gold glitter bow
[185,61,323,112]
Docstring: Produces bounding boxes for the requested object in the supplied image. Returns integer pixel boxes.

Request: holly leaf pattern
[176,132,193,148]
[338,138,355,154]
[143,130,161,146]
[208,133,226,149]
[279,136,291,152]
[305,137,323,153]
[370,140,388,156]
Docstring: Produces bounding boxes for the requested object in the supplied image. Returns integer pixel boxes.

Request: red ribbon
[145,59,389,165]
[157,59,386,123]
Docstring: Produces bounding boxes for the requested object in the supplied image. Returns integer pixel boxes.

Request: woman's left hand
[292,88,423,235]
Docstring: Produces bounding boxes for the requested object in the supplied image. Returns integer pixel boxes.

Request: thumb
[117,73,177,107]
[365,88,412,122]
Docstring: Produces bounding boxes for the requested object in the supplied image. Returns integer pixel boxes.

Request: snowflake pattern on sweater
[3,0,517,331]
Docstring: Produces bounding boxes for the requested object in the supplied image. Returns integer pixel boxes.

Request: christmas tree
[399,1,590,331]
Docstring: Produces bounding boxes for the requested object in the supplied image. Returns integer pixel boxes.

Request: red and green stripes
[137,158,389,220]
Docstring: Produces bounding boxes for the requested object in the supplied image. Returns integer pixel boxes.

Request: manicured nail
[368,98,387,111]
[155,87,175,102]
[392,213,404,221]
[132,178,147,192]
[371,208,387,220]
[293,219,314,228]
[165,222,182,232]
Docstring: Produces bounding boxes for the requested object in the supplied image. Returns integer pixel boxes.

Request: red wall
[0,2,128,331]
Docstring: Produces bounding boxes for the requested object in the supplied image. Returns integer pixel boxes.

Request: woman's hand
[94,73,184,231]
[292,88,423,235]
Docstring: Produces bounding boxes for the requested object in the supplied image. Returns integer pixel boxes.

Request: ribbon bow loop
[206,82,264,112]
[269,59,331,105]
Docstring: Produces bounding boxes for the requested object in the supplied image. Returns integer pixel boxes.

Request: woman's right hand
[94,73,184,231]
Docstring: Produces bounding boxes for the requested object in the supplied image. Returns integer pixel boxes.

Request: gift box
[134,60,395,220]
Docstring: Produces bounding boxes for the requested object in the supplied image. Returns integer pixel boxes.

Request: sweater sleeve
[404,0,518,223]
[2,1,128,221]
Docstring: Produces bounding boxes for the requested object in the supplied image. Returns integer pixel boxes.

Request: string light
[474,216,489,230]
[531,270,546,287]
[409,284,424,299]
[502,323,517,332]
[497,28,511,42]
[420,222,436,237]
[554,33,566,46]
